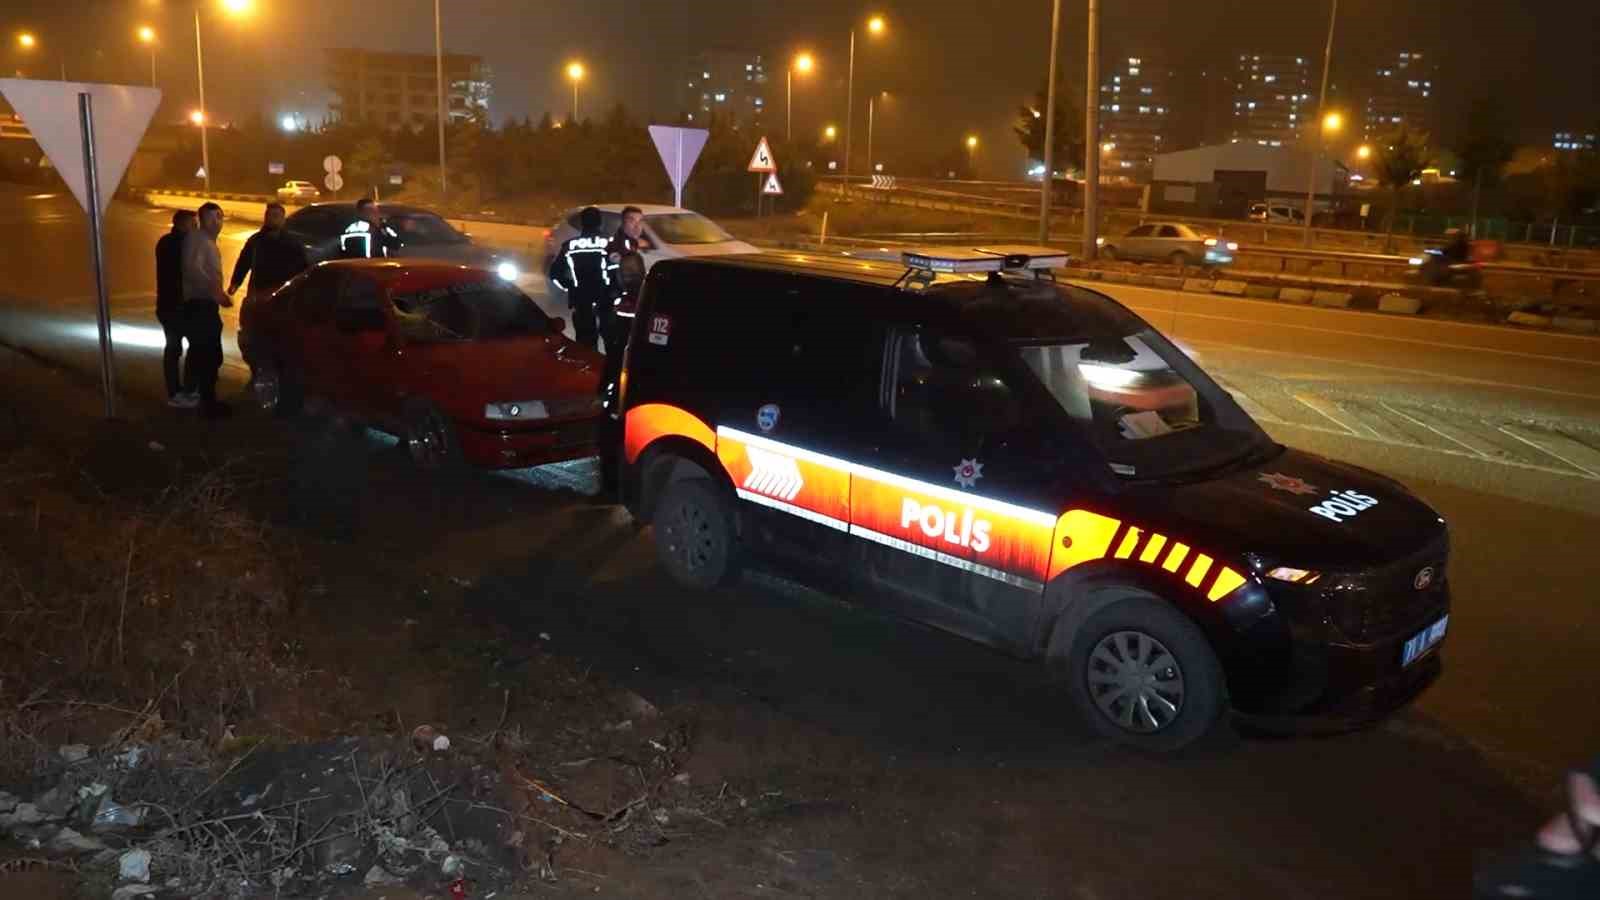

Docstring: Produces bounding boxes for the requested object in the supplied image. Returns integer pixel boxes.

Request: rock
[33,787,75,819]
[0,802,49,828]
[363,864,404,887]
[58,744,90,764]
[112,886,160,900]
[1182,277,1214,293]
[120,848,152,883]
[1312,290,1354,309]
[1378,294,1423,315]
[1244,283,1280,299]
[1508,310,1553,328]
[1211,279,1249,296]
[49,826,108,854]
[0,791,18,814]
[1279,287,1315,304]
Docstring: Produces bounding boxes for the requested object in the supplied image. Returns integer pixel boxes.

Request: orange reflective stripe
[1185,553,1213,588]
[1208,567,1248,602]
[717,430,851,528]
[624,403,715,464]
[1046,510,1122,581]
[1114,527,1141,559]
[1139,533,1168,563]
[1162,543,1190,572]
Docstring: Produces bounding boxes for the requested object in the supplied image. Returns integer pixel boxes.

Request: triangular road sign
[648,125,710,204]
[761,172,784,196]
[747,136,777,173]
[0,79,161,217]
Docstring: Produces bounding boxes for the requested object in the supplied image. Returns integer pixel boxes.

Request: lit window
[1139,106,1150,114]
[702,71,710,79]
[1156,107,1166,114]
[1128,67,1140,75]
[1248,101,1256,109]
[745,64,753,71]
[1270,140,1282,146]
[1113,76,1121,83]
[754,98,763,106]
[715,93,726,102]
[1111,104,1120,112]
[1264,74,1276,83]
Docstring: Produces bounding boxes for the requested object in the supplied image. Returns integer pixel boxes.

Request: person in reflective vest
[340,197,400,260]
[600,205,647,398]
[550,206,610,349]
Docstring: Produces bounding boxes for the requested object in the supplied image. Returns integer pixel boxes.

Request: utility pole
[1038,0,1061,243]
[1082,0,1100,260]
[434,0,448,203]
[845,29,856,181]
[1303,0,1337,248]
[193,8,210,194]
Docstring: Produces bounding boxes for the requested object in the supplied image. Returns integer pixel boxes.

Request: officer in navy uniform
[600,206,647,399]
[550,206,611,350]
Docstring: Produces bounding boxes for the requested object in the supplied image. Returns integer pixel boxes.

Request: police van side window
[886,330,1022,457]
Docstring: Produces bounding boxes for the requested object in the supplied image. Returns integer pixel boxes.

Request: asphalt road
[4,182,1600,896]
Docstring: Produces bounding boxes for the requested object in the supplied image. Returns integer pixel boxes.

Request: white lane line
[1265,419,1600,482]
[1379,402,1493,459]
[1496,426,1600,478]
[1293,393,1360,436]
[1113,297,1600,369]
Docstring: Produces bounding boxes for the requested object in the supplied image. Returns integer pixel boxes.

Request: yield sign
[761,172,784,196]
[647,125,709,207]
[0,79,161,216]
[747,136,776,173]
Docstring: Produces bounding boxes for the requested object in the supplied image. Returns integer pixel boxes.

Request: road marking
[1379,402,1493,458]
[1292,393,1359,436]
[1265,419,1600,482]
[1496,426,1600,478]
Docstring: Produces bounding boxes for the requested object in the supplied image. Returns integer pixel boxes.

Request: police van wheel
[653,478,738,590]
[1058,594,1226,753]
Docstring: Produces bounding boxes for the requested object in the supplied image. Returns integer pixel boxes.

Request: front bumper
[455,417,600,469]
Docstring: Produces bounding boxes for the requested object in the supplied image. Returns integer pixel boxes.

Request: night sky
[6,0,1598,175]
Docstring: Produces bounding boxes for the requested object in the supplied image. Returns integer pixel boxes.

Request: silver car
[1098,222,1236,266]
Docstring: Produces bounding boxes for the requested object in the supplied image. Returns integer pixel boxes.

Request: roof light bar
[900,245,1070,274]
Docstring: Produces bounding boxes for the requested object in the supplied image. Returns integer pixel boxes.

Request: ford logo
[1413,567,1435,591]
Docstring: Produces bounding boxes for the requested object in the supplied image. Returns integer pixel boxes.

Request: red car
[242,259,604,469]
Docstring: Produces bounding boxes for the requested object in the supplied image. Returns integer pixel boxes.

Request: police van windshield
[1017,330,1272,479]
[647,213,733,244]
[391,280,549,343]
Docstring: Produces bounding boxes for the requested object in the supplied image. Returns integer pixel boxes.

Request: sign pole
[78,92,117,419]
[674,130,683,207]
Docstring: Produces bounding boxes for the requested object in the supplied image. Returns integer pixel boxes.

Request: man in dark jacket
[155,209,197,407]
[549,206,611,349]
[600,206,646,397]
[230,203,308,373]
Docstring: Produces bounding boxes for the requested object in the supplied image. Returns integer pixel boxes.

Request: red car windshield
[391,279,551,342]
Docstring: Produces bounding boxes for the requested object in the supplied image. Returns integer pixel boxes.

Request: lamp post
[1038,0,1062,243]
[193,0,255,195]
[1083,0,1101,260]
[566,61,585,122]
[965,134,978,176]
[788,51,814,142]
[434,0,447,202]
[1302,0,1338,247]
[845,14,885,182]
[137,26,157,87]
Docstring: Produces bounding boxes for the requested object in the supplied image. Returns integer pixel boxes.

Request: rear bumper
[455,417,600,469]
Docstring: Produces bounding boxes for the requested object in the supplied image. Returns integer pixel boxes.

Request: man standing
[156,209,198,407]
[549,206,611,350]
[230,202,308,374]
[600,206,646,396]
[182,202,233,419]
[340,197,400,259]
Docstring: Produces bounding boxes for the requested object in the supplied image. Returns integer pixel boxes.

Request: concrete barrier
[1211,279,1248,296]
[1100,271,1129,284]
[1126,274,1156,287]
[1279,287,1314,304]
[1550,316,1598,334]
[1378,294,1423,315]
[1312,290,1353,309]
[1150,276,1186,290]
[146,191,281,223]
[1182,278,1213,293]
[1507,311,1552,328]
[1244,283,1279,299]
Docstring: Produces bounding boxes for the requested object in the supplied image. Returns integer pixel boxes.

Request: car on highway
[276,180,321,203]
[1098,222,1236,266]
[543,204,759,272]
[609,246,1450,752]
[1249,203,1305,224]
[283,202,534,288]
[243,259,603,470]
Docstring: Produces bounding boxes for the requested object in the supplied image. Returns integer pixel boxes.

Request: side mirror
[335,306,386,334]
[549,316,567,335]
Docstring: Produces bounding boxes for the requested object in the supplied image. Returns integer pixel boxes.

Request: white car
[544,204,758,273]
[276,180,320,203]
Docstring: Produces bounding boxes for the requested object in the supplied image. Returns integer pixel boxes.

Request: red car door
[324,271,399,418]
[281,267,341,395]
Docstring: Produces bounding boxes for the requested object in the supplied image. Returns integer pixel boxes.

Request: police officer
[340,197,400,260]
[600,206,646,393]
[550,206,611,350]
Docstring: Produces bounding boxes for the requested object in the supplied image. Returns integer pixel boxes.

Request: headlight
[1095,236,1106,246]
[1266,566,1321,585]
[1226,241,1238,251]
[495,261,520,282]
[484,401,549,421]
[1204,237,1218,247]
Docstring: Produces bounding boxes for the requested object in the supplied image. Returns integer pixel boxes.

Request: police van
[608,247,1450,751]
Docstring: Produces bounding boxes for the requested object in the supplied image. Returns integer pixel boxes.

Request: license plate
[1401,615,1448,667]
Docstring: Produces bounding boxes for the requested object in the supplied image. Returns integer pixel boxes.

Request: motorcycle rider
[549,206,610,350]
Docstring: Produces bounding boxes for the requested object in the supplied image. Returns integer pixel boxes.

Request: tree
[1373,125,1432,251]
[1014,82,1083,175]
[1455,98,1515,237]
[348,136,393,200]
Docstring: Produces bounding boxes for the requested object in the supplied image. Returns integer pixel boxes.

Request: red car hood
[405,334,603,425]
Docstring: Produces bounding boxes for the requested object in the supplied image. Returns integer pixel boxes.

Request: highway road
[3,183,1599,896]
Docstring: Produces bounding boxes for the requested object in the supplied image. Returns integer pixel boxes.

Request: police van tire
[1057,593,1226,753]
[653,478,739,590]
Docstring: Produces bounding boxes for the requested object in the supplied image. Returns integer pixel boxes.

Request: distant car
[243,259,603,470]
[276,180,320,203]
[543,204,759,273]
[1249,203,1305,225]
[283,202,534,290]
[1098,223,1236,266]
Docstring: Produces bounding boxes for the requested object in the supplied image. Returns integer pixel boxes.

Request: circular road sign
[323,155,343,174]
[324,172,345,192]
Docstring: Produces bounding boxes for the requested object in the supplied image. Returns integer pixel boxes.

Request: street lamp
[17,32,35,49]
[965,134,978,175]
[137,26,157,87]
[823,124,837,141]
[1302,0,1338,247]
[846,14,887,181]
[1356,144,1372,160]
[788,51,814,142]
[193,0,255,194]
[566,61,585,122]
[1323,111,1343,133]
